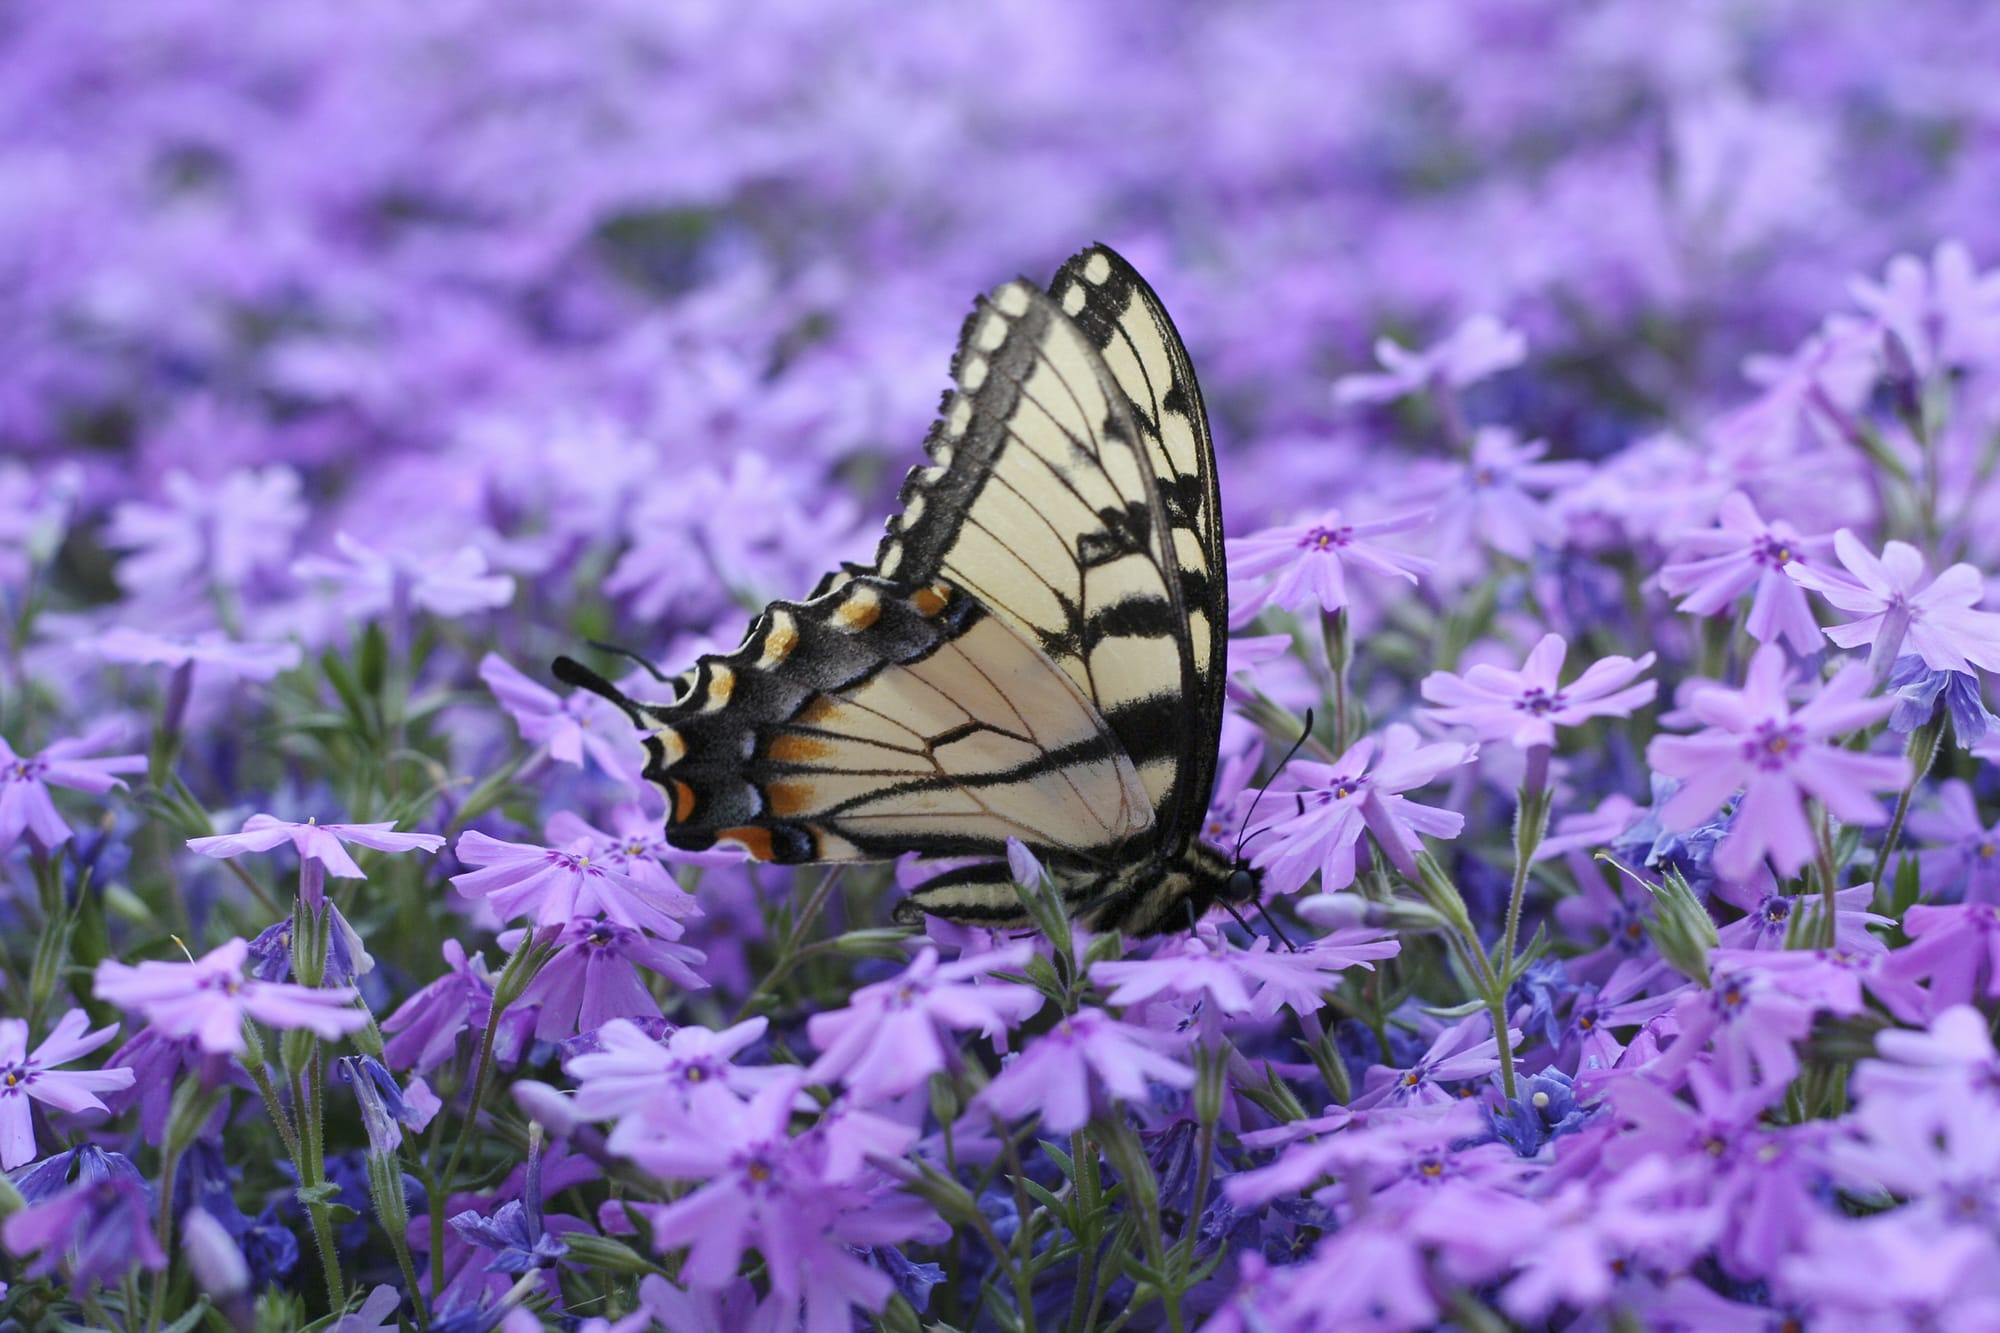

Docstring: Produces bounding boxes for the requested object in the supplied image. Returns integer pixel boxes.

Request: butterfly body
[560,245,1255,936]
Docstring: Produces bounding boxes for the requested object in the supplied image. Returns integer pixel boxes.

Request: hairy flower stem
[1872,715,1945,901]
[1323,607,1353,751]
[1813,804,1843,950]
[733,865,844,1023]
[145,1145,182,1333]
[244,1040,339,1309]
[1493,747,1552,1099]
[1068,1130,1103,1333]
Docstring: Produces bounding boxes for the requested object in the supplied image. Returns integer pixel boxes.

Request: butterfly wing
[578,246,1226,926]
[870,257,1209,848]
[627,575,1153,865]
[1046,245,1229,855]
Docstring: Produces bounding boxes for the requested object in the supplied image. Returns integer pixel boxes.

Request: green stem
[731,866,844,1023]
[1813,804,1843,950]
[434,995,506,1291]
[146,1144,183,1333]
[1067,1131,1100,1333]
[1872,716,1945,902]
[1493,750,1551,1100]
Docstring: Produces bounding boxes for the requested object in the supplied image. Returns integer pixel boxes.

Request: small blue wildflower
[870,1245,947,1313]
[1486,1069,1591,1157]
[1507,958,1576,1046]
[1887,656,1997,745]
[8,1143,146,1203]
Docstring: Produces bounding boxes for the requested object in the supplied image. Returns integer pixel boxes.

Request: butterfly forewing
[1046,247,1229,854]
[872,267,1203,844]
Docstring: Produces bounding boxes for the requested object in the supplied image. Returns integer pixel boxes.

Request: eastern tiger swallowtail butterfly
[556,244,1257,936]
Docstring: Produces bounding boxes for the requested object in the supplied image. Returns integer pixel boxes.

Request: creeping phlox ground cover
[7,3,2000,1330]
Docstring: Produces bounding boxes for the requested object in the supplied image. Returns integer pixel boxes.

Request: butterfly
[557,244,1258,936]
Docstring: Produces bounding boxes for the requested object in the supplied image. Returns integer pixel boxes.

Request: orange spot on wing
[766,780,816,817]
[670,780,697,823]
[717,826,777,860]
[913,584,952,617]
[768,734,831,763]
[797,695,840,725]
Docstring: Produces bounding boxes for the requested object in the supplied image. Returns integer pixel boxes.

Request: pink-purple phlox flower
[94,938,365,1056]
[293,531,515,619]
[188,813,444,880]
[0,722,146,854]
[509,917,708,1044]
[483,653,646,783]
[1849,239,2000,375]
[1352,1015,1514,1111]
[451,829,698,940]
[1332,314,1527,405]
[1787,530,2000,677]
[1251,723,1474,894]
[1658,492,1832,654]
[1226,507,1433,618]
[105,465,304,597]
[1645,644,1906,881]
[1883,902,2000,1013]
[806,944,1041,1101]
[1412,427,1590,567]
[975,1007,1192,1135]
[1420,632,1655,749]
[567,1017,777,1126]
[2,1168,164,1283]
[381,939,497,1073]
[1089,925,1398,1031]
[0,1010,133,1170]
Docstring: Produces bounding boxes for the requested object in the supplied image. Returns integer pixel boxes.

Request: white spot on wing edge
[1061,284,1087,316]
[959,353,989,392]
[995,283,1032,316]
[1082,252,1112,284]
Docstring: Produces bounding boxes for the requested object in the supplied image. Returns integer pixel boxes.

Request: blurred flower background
[9,1,2000,1329]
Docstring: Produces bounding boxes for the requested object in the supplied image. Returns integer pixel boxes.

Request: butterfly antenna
[1230,708,1317,865]
[1254,900,1299,953]
[584,639,674,684]
[551,655,645,726]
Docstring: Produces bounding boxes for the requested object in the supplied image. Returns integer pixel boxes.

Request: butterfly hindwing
[635,575,1152,865]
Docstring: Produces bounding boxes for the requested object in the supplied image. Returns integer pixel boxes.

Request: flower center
[1743,721,1804,772]
[1752,535,1797,568]
[3,758,43,783]
[1298,525,1351,553]
[1980,841,1996,861]
[1516,687,1565,716]
[0,1064,27,1090]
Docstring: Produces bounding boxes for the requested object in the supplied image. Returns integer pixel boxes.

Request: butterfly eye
[1224,867,1259,903]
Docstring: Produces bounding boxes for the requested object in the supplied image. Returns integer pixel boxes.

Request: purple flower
[451,829,698,940]
[0,1009,133,1169]
[1332,314,1527,404]
[976,1008,1193,1134]
[1657,492,1832,654]
[481,653,642,783]
[1885,903,2000,1011]
[1498,1157,1720,1323]
[1909,779,2000,902]
[1252,723,1475,893]
[381,940,496,1073]
[94,938,366,1055]
[1849,240,2000,375]
[105,465,304,597]
[188,813,445,880]
[1352,1015,1514,1110]
[567,1017,778,1124]
[337,1055,438,1151]
[88,628,303,681]
[805,944,1042,1101]
[1226,508,1433,617]
[293,531,515,620]
[1646,644,1907,880]
[1420,633,1655,749]
[615,1078,939,1332]
[1089,925,1399,1028]
[1410,427,1589,569]
[1886,656,1997,745]
[2,1168,164,1283]
[510,916,708,1043]
[450,1198,569,1276]
[0,722,146,854]
[1788,531,2000,677]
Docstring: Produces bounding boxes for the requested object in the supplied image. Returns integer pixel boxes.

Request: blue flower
[1485,1069,1592,1157]
[1887,656,1998,746]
